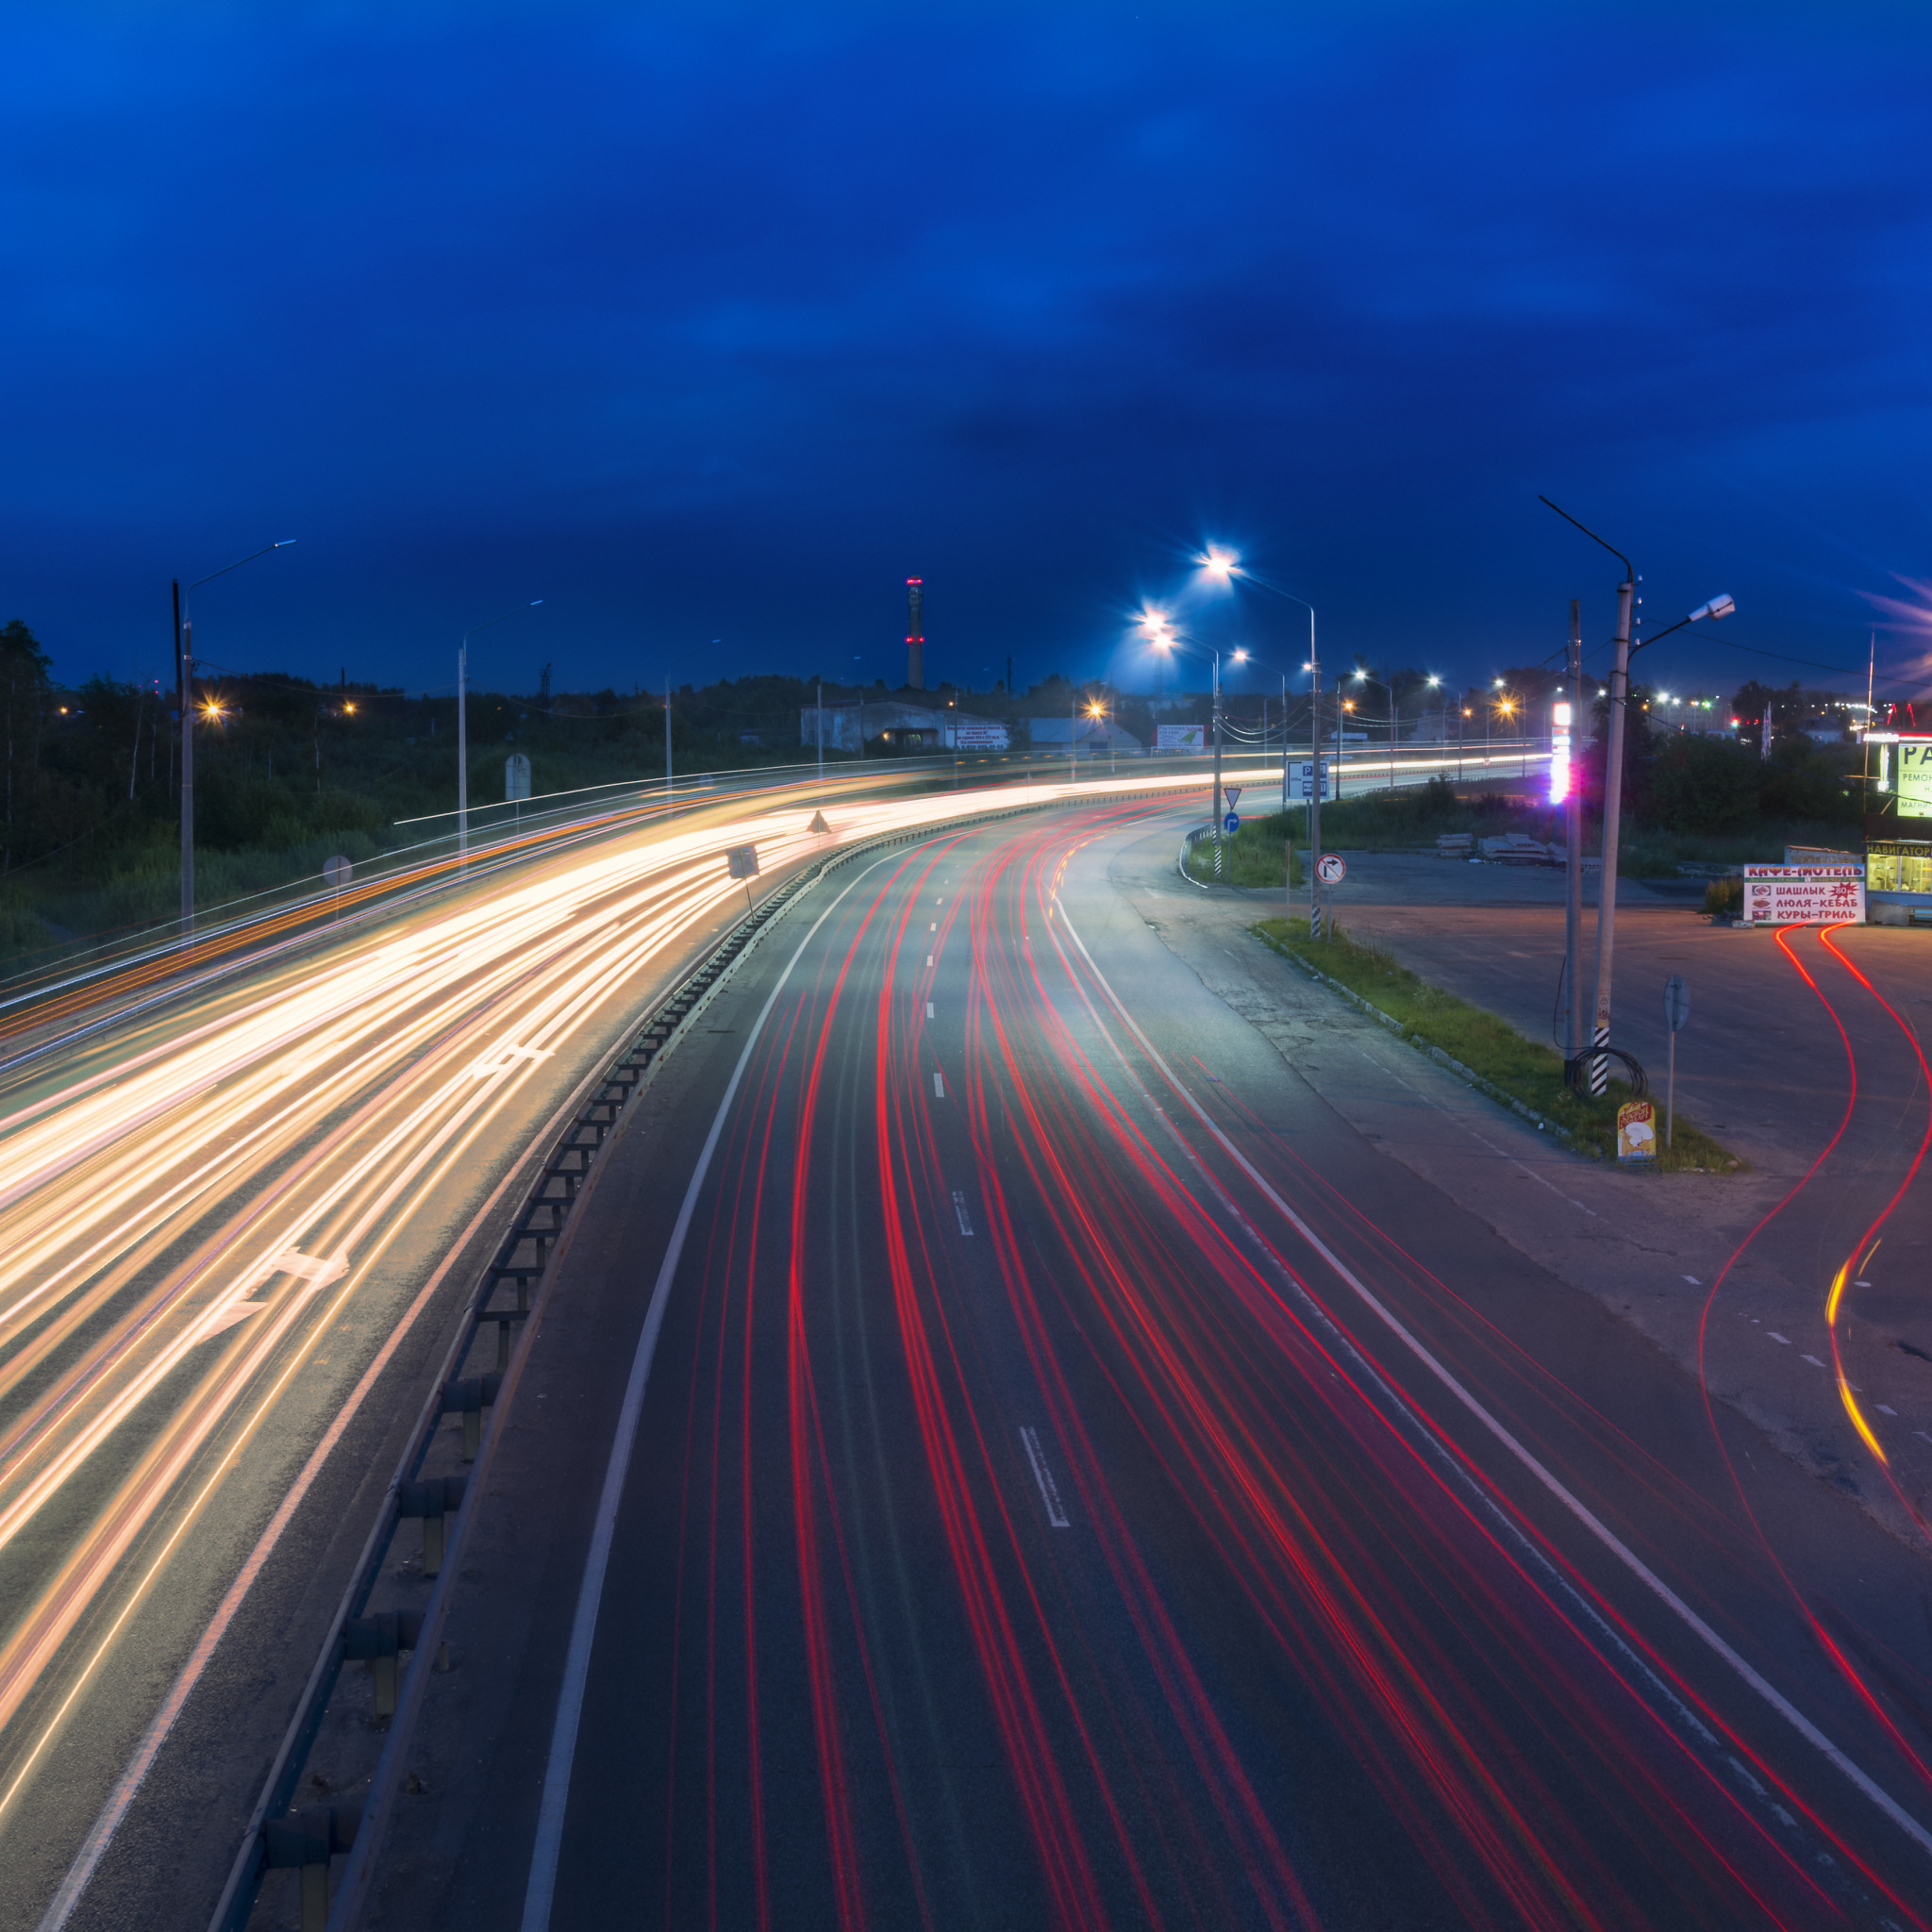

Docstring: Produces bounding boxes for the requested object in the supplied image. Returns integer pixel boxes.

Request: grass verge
[1185,813,1304,887]
[1251,917,1743,1174]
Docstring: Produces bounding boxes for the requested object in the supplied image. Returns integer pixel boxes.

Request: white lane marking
[1801,1355,1827,1369]
[236,1247,350,1295]
[1916,1432,1932,1446]
[926,954,933,967]
[464,1041,556,1079]
[953,1190,974,1236]
[1684,1274,1701,1285]
[35,1122,556,1932]
[195,1302,267,1341]
[519,857,895,1932]
[929,922,937,931]
[1021,1427,1070,1527]
[1769,1331,1791,1345]
[933,1072,945,1099]
[1878,1406,1897,1416]
[927,1002,935,1019]
[1055,898,1932,1865]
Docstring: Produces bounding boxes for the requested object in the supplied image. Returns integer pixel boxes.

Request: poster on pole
[1738,865,1865,926]
[1157,724,1206,752]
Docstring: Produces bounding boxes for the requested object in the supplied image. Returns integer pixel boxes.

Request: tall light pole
[1197,551,1323,930]
[1541,495,1733,1092]
[1144,617,1243,878]
[1350,669,1399,792]
[176,539,296,934]
[458,601,541,862]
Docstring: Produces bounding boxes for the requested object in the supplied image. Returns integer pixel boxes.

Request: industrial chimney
[906,578,924,690]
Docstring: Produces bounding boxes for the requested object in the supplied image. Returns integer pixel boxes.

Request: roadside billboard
[1738,864,1865,926]
[948,724,1009,750]
[1157,723,1206,752]
[1898,737,1932,814]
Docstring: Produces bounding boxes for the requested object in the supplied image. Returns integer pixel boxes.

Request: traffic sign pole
[1663,974,1689,1149]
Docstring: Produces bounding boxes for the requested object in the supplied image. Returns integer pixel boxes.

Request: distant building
[800,697,1007,752]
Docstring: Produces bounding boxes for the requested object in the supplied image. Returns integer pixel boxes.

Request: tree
[0,619,52,873]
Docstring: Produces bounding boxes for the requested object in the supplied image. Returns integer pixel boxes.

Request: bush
[1704,876,1742,917]
[1644,736,1762,834]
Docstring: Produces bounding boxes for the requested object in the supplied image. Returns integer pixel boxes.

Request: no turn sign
[1316,854,1346,886]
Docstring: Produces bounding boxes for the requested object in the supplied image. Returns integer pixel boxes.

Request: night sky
[5,2,1930,706]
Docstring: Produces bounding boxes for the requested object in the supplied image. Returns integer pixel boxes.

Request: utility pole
[1210,652,1224,878]
[1761,696,1773,760]
[1589,568,1637,1095]
[175,580,192,930]
[1564,601,1584,1072]
[816,679,824,789]
[665,675,673,802]
[1308,655,1324,936]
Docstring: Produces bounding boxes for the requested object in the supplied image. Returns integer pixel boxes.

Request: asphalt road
[372,798,1932,1932]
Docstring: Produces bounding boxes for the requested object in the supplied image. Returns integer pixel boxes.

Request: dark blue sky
[6,2,1930,705]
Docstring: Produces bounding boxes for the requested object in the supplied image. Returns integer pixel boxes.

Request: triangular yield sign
[1223,786,1241,808]
[808,810,831,834]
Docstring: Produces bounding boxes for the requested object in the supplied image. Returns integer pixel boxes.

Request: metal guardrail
[209,777,1210,1932]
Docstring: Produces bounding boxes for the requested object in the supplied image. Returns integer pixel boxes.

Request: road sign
[1664,974,1689,1032]
[505,752,532,802]
[1223,786,1241,809]
[1223,812,1241,833]
[1617,1099,1657,1163]
[725,844,759,879]
[1291,759,1332,801]
[322,855,352,890]
[1315,853,1346,886]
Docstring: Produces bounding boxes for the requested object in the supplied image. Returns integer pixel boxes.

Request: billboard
[948,724,1009,750]
[1898,737,1932,814]
[1739,865,1865,926]
[1157,723,1206,751]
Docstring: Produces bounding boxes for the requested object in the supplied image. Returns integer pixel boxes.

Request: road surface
[366,797,1932,1931]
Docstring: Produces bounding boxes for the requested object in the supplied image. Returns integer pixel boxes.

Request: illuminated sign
[1899,737,1932,814]
[1549,699,1573,805]
[1156,723,1207,751]
[1739,865,1865,926]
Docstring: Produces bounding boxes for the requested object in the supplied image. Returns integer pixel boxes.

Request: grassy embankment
[1253,916,1740,1174]
[1184,813,1305,887]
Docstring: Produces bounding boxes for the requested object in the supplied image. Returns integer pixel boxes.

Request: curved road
[363,799,1932,1932]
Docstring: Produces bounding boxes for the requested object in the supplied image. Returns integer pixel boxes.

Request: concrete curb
[1255,929,1587,1154]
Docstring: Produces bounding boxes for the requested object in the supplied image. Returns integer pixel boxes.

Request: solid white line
[1020,1427,1071,1527]
[518,858,891,1932]
[953,1189,974,1237]
[33,1138,546,1932]
[1055,897,1932,1867]
[933,1071,945,1098]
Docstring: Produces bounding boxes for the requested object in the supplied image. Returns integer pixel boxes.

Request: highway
[0,767,1232,1930]
[361,797,1932,1932]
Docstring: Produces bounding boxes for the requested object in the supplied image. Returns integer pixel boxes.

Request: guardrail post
[441,1374,501,1461]
[261,1807,358,1931]
[341,1610,424,1717]
[396,1474,467,1575]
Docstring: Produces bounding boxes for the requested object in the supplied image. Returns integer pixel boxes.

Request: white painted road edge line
[1055,897,1932,1867]
[34,1098,566,1932]
[518,854,895,1932]
[1021,1427,1071,1528]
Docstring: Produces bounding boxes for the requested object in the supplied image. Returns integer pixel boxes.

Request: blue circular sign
[1223,812,1241,833]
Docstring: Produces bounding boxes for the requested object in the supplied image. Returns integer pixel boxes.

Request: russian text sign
[1739,865,1865,926]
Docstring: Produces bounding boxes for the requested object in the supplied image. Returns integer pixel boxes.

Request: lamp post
[1144,617,1242,878]
[1541,495,1734,1093]
[1197,552,1324,932]
[175,539,296,934]
[459,601,542,862]
[1350,669,1399,792]
[1087,696,1114,776]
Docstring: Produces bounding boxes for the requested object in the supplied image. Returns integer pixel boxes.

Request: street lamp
[1087,697,1115,777]
[458,601,542,861]
[1350,669,1401,793]
[1541,494,1735,1093]
[1195,550,1329,934]
[1148,625,1241,877]
[175,539,296,934]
